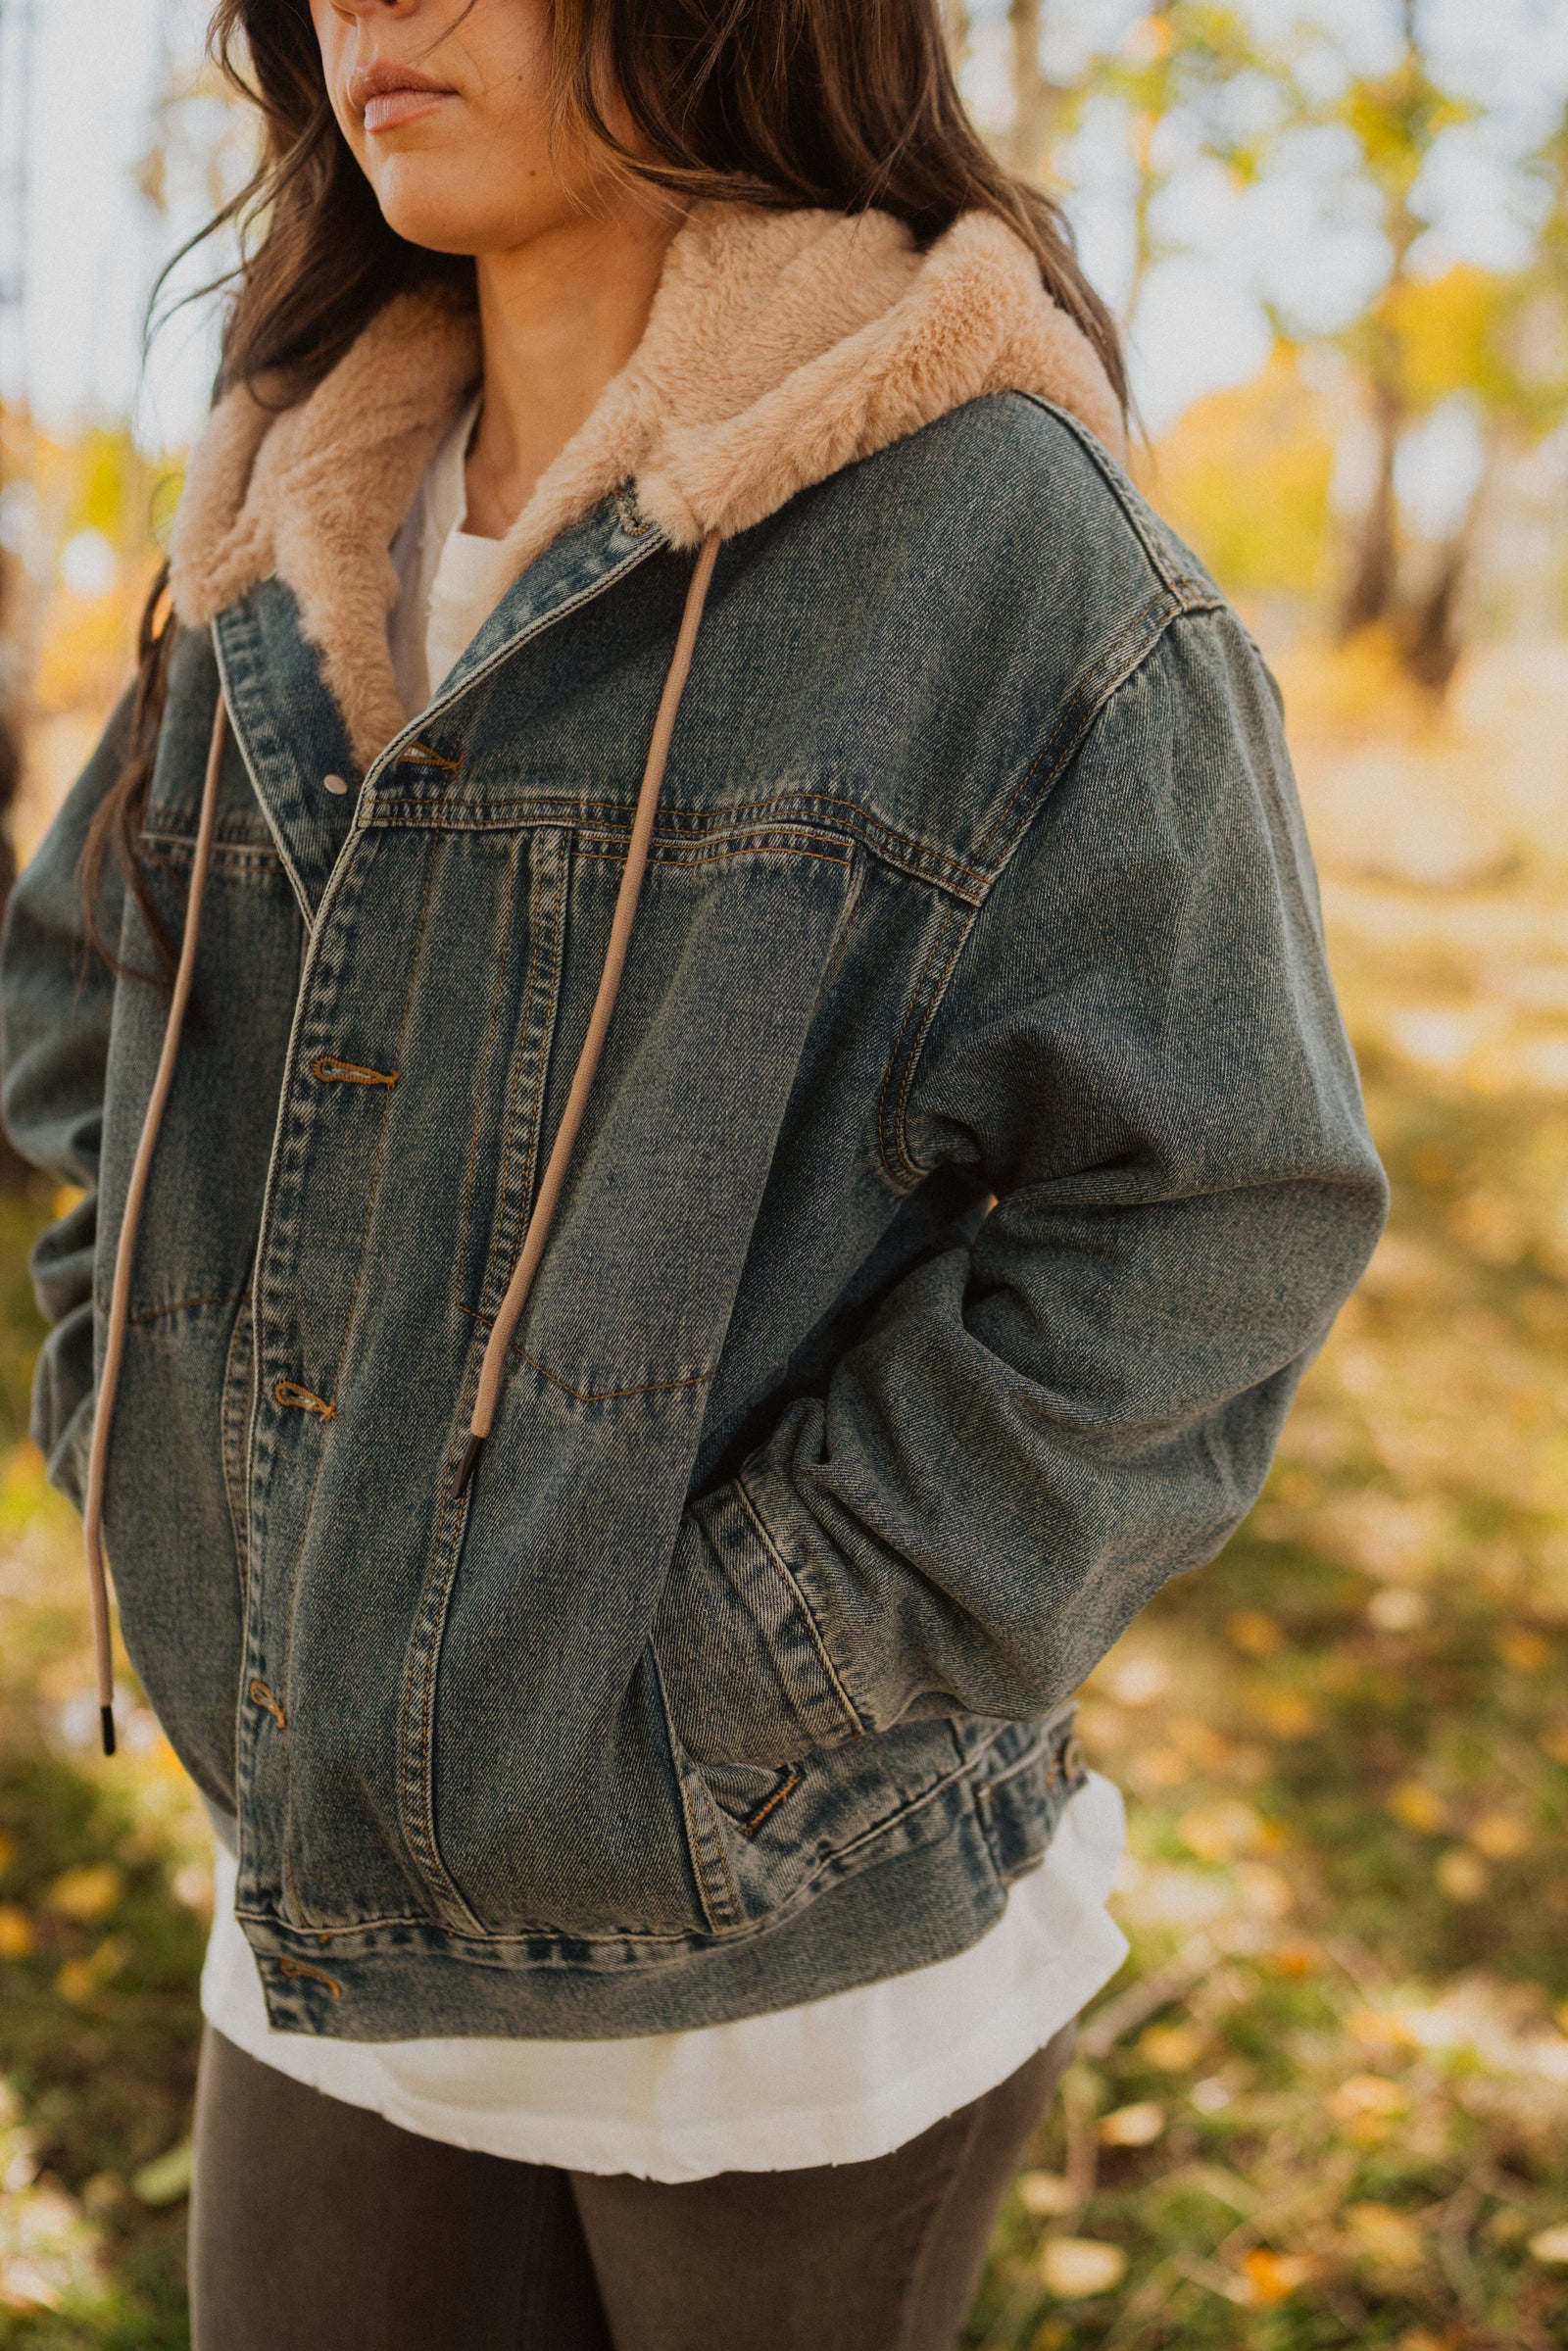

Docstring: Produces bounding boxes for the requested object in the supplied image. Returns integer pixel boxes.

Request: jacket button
[322,773,350,796]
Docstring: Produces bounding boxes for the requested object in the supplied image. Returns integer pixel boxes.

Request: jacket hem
[240,1777,1021,2042]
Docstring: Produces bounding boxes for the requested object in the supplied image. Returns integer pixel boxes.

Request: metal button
[322,772,350,796]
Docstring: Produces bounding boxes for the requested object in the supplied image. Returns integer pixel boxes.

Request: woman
[0,2,1387,2345]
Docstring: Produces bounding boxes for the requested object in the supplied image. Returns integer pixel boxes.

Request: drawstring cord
[85,697,230,1756]
[83,532,720,1752]
[455,531,721,1497]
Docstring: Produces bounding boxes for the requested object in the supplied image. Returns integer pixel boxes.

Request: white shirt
[199,407,1130,2178]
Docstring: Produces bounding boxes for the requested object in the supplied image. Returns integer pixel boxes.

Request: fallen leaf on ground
[1344,2202,1425,2269]
[1100,2101,1165,2147]
[1240,2247,1314,2303]
[1015,2171,1077,2219]
[1139,2022,1204,2072]
[1468,1809,1530,1859]
[1435,1847,1488,1901]
[130,2141,193,2208]
[44,1865,123,1924]
[1039,2238,1128,2298]
[1389,1780,1448,1834]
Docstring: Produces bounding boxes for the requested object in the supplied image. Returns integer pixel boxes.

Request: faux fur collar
[170,202,1124,769]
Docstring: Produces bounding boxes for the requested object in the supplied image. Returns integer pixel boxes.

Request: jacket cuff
[654,1479,862,1769]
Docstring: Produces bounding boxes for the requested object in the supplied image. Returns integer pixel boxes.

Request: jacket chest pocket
[450,822,858,1402]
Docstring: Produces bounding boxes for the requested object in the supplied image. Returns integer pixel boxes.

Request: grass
[2,637,1567,2344]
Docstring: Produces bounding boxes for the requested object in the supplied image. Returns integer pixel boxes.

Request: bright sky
[4,0,1566,450]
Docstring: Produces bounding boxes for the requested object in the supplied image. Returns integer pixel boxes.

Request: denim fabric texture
[1,394,1388,2038]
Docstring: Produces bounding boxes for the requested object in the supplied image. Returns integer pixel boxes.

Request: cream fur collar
[170,202,1123,769]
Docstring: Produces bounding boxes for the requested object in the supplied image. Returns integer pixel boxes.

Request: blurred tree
[1327,3,1472,645]
[0,0,32,1191]
[1098,4,1277,329]
[1004,0,1070,180]
[1152,345,1335,603]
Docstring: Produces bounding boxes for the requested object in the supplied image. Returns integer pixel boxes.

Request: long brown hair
[84,0,1125,963]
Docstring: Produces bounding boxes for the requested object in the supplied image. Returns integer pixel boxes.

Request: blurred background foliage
[2,1,1568,2345]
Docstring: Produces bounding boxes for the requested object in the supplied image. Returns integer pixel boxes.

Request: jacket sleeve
[0,691,133,1508]
[655,610,1389,1766]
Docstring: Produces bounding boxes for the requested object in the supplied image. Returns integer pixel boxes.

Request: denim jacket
[1,205,1386,2040]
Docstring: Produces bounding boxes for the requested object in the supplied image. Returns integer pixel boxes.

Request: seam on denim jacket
[368,795,983,904]
[276,837,446,1926]
[212,618,318,928]
[490,838,565,1323]
[93,1288,247,1328]
[141,828,282,876]
[572,834,853,876]
[732,1473,865,1739]
[234,1737,986,1945]
[877,587,1204,1187]
[676,1768,742,1932]
[372,785,984,885]
[456,832,525,1314]
[237,1722,1034,1948]
[452,1302,713,1400]
[1013,393,1229,609]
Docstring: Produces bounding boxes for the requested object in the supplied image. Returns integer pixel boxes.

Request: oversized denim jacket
[0,206,1387,2041]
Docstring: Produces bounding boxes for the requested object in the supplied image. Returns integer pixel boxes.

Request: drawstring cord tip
[100,1705,117,1759]
[454,1434,484,1500]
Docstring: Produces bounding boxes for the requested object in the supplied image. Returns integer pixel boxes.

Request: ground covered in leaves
[1,642,1566,2345]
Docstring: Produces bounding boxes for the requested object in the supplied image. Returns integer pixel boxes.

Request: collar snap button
[322,773,350,797]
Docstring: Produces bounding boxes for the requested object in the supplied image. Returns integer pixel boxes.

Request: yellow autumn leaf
[131,2140,193,2208]
[1240,2247,1313,2304]
[0,1903,35,1959]
[1099,2101,1165,2148]
[1015,2171,1077,2219]
[1139,2022,1204,2072]
[1468,1810,1530,1859]
[1178,1801,1262,1862]
[1039,2238,1128,2298]
[1388,1779,1448,1835]
[1495,1626,1552,1673]
[1344,2202,1425,2270]
[45,1864,124,1924]
[1436,1847,1488,1901]
[1347,2008,1416,2054]
[1246,1687,1320,1739]
[1264,1938,1322,1978]
[1226,1610,1284,1656]
[55,1935,129,2005]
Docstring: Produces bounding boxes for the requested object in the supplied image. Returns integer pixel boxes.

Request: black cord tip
[100,1705,117,1758]
[454,1434,484,1499]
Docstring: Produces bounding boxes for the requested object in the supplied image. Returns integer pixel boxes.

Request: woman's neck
[464,197,680,541]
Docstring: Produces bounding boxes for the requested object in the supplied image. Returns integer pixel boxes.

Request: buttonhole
[276,1957,343,1998]
[311,1054,398,1089]
[739,1764,804,1838]
[248,1678,286,1730]
[273,1378,336,1421]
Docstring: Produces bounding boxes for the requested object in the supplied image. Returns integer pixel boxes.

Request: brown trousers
[188,2021,1075,2351]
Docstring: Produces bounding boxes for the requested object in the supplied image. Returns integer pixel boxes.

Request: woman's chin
[370,178,566,261]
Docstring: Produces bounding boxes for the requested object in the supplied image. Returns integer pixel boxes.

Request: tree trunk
[0,534,30,1191]
[1006,0,1062,180]
[1339,373,1403,638]
[1397,434,1495,700]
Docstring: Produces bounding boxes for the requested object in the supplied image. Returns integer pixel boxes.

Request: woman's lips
[362,84,454,133]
